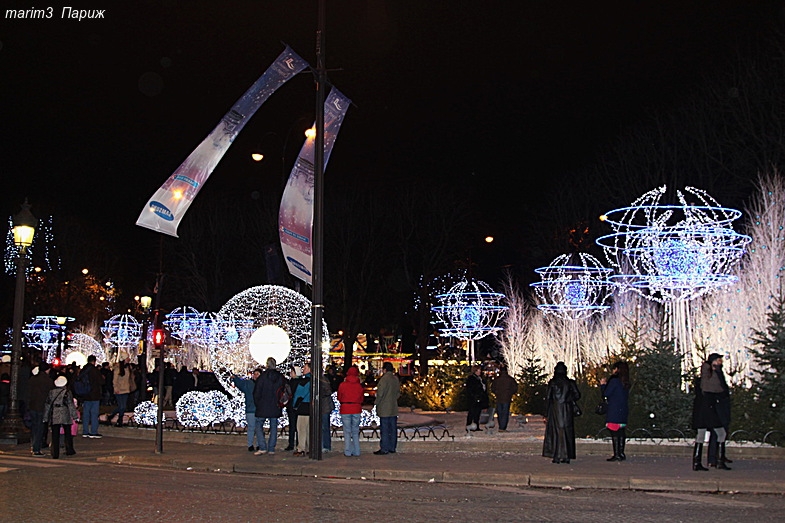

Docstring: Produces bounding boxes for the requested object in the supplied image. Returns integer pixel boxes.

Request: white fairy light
[101,314,142,363]
[63,333,105,366]
[133,401,159,426]
[175,390,230,428]
[531,253,615,321]
[431,279,507,341]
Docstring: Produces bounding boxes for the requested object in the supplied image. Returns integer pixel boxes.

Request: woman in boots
[600,361,630,461]
[699,353,731,470]
[43,376,78,459]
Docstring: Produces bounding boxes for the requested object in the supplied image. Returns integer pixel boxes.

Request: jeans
[110,393,129,423]
[341,413,361,456]
[379,415,397,453]
[29,410,45,453]
[82,400,100,435]
[322,411,332,451]
[245,413,257,448]
[255,417,278,452]
[496,402,511,430]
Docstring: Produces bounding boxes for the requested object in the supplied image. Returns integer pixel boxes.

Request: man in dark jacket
[491,367,518,432]
[80,355,105,438]
[252,357,284,455]
[28,362,54,455]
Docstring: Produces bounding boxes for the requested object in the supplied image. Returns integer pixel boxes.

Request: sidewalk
[3,412,784,494]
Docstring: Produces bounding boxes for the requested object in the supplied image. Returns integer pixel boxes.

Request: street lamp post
[137,295,152,401]
[0,200,37,444]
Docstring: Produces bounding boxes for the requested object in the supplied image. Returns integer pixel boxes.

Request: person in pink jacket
[337,366,364,457]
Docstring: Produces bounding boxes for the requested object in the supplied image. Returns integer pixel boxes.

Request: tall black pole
[309,0,326,460]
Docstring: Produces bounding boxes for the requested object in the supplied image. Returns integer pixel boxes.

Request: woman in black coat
[464,365,488,431]
[542,362,581,464]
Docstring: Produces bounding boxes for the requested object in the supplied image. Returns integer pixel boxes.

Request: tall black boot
[607,432,621,461]
[720,441,733,464]
[618,430,626,461]
[713,442,731,470]
[693,443,708,471]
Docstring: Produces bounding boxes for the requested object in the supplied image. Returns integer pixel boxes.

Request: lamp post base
[0,412,31,445]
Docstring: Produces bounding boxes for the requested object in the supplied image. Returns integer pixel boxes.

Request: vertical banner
[279,88,351,283]
[136,46,308,237]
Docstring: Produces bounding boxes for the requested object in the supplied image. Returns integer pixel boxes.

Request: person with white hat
[43,375,79,458]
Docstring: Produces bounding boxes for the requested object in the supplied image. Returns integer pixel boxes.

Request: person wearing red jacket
[337,365,364,457]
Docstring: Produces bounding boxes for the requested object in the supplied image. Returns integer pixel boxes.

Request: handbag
[572,401,582,417]
[595,399,608,415]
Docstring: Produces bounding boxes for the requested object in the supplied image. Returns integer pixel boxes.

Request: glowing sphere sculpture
[164,306,202,342]
[531,253,615,320]
[213,285,329,399]
[133,401,160,426]
[431,279,507,340]
[63,333,105,366]
[23,316,62,362]
[101,314,142,362]
[175,390,230,428]
[596,186,751,302]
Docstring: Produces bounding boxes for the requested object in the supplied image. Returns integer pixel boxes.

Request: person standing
[43,376,78,459]
[284,366,303,451]
[693,353,731,471]
[465,365,489,431]
[600,360,631,461]
[291,363,312,457]
[233,368,262,451]
[374,362,400,455]
[253,358,284,455]
[542,361,581,464]
[28,363,54,456]
[80,355,105,438]
[320,372,334,452]
[707,354,733,468]
[107,352,132,427]
[338,366,363,457]
[491,366,518,432]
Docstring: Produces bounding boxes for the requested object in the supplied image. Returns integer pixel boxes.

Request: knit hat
[54,376,67,387]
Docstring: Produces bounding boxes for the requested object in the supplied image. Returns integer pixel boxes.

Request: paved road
[2,454,784,522]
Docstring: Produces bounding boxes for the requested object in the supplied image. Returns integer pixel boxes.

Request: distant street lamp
[0,200,37,444]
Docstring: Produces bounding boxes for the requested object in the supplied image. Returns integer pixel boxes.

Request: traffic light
[51,357,61,367]
[152,328,166,349]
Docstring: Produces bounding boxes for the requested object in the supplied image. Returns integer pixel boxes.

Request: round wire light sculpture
[214,285,328,397]
[596,186,751,303]
[101,314,142,362]
[63,333,105,366]
[531,253,615,320]
[23,316,62,362]
[164,306,202,342]
[175,390,230,428]
[431,279,507,340]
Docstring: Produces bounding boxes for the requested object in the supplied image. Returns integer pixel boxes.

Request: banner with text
[279,88,352,284]
[136,46,308,237]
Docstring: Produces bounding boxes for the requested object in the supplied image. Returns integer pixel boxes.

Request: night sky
[2,1,782,295]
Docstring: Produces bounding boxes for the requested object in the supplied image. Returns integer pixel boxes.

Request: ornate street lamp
[0,200,37,444]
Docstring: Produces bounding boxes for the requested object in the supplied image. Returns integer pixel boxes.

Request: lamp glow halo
[531,253,615,320]
[212,285,329,398]
[431,279,507,340]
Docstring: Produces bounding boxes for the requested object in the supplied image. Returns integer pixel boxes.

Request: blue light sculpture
[101,314,142,362]
[531,253,615,321]
[431,279,507,362]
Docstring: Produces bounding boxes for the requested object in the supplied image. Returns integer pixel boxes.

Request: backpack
[74,369,92,398]
[276,382,291,408]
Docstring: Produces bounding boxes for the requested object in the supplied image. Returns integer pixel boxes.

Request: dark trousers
[496,402,511,430]
[287,410,298,448]
[380,416,397,453]
[50,424,75,458]
[30,410,46,453]
[466,403,482,426]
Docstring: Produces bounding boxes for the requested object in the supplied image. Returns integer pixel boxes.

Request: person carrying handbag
[43,376,79,459]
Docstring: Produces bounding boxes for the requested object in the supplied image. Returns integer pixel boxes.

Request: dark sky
[2,1,781,291]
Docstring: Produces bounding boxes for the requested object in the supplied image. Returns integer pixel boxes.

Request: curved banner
[136,46,309,237]
[279,88,352,284]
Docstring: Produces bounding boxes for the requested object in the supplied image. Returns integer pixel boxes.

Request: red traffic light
[152,328,166,348]
[51,357,61,367]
